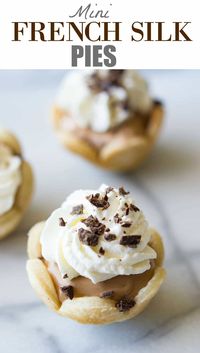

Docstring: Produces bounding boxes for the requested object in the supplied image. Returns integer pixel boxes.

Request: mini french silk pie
[52,70,164,171]
[0,129,33,239]
[27,185,165,324]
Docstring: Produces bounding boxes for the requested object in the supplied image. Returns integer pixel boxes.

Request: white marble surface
[0,70,200,353]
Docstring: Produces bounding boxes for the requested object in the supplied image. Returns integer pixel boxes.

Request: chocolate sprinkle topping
[61,286,74,300]
[59,217,66,227]
[130,204,140,212]
[63,273,68,279]
[115,297,136,312]
[99,247,105,255]
[100,290,114,299]
[104,233,117,242]
[121,221,132,228]
[125,208,130,216]
[114,213,122,224]
[87,70,124,93]
[87,193,110,210]
[120,235,141,248]
[123,202,140,216]
[71,204,83,215]
[105,186,114,194]
[78,228,99,246]
[123,203,129,216]
[104,194,108,201]
[82,215,106,235]
[119,187,130,196]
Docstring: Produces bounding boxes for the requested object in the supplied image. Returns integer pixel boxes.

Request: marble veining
[0,70,200,353]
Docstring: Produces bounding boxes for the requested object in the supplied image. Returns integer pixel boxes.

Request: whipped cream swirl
[41,185,156,284]
[0,145,22,216]
[56,70,153,133]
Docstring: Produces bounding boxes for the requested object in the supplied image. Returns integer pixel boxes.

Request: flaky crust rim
[52,104,164,171]
[27,222,165,324]
[0,130,34,239]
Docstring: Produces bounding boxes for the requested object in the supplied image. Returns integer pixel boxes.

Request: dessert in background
[53,70,164,171]
[0,129,33,239]
[27,185,165,324]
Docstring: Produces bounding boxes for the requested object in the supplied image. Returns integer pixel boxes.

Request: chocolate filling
[59,103,159,151]
[47,261,155,304]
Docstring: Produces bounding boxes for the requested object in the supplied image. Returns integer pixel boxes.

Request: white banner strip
[0,0,199,69]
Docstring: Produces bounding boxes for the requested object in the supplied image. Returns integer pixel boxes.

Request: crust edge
[52,104,164,171]
[0,131,34,240]
[26,222,166,324]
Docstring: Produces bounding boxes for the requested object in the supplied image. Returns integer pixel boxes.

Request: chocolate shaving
[63,273,68,279]
[121,221,132,228]
[123,202,129,216]
[100,290,114,299]
[59,217,66,227]
[120,235,141,248]
[115,297,136,312]
[71,204,83,215]
[82,215,106,235]
[105,186,114,194]
[87,193,110,210]
[104,194,108,201]
[125,208,130,216]
[130,204,140,212]
[82,215,97,227]
[87,70,124,93]
[123,203,140,216]
[61,285,74,300]
[78,228,99,246]
[114,213,122,224]
[99,247,105,255]
[119,187,130,196]
[104,233,117,242]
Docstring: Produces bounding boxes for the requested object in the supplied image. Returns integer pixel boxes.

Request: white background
[0,0,199,68]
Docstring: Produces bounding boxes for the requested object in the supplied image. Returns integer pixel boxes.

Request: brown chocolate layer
[60,106,154,151]
[71,268,154,301]
[47,261,155,303]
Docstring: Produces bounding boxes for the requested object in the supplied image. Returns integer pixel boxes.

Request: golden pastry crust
[52,104,164,171]
[26,222,165,324]
[0,130,34,240]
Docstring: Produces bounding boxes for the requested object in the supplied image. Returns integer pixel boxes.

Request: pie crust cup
[52,103,164,172]
[27,221,165,324]
[0,129,34,240]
